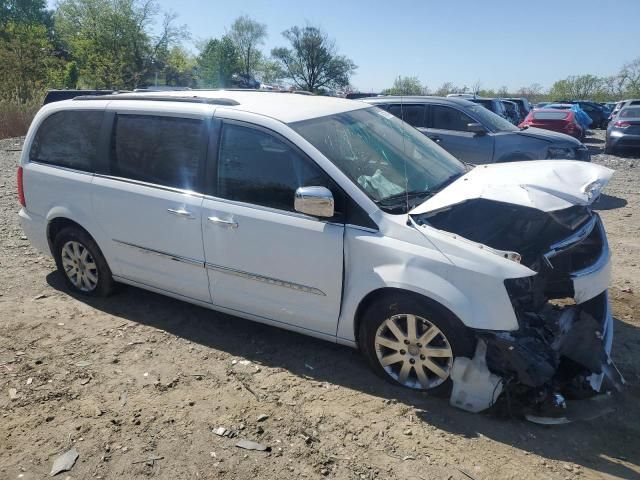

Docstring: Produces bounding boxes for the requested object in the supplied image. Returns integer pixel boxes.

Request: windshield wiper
[376,189,432,206]
[432,172,464,193]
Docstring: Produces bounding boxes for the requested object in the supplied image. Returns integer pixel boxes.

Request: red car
[518,109,585,140]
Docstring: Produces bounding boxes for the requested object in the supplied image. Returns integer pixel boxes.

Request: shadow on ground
[593,194,628,211]
[47,272,640,479]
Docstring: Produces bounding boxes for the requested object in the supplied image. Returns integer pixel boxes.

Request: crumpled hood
[411,160,614,215]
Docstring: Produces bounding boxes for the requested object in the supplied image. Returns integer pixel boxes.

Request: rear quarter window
[29,110,104,171]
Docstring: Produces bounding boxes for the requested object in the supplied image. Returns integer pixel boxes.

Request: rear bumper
[19,208,50,256]
[608,132,640,149]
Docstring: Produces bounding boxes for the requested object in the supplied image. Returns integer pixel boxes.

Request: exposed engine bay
[412,193,624,421]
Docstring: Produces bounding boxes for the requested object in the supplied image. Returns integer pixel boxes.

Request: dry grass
[0,101,40,139]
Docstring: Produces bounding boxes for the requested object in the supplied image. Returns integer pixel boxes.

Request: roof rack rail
[72,94,240,106]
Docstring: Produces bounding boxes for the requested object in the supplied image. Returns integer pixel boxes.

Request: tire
[358,292,475,397]
[53,226,114,297]
[604,142,614,155]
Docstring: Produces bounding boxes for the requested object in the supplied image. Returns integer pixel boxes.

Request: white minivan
[18,91,622,414]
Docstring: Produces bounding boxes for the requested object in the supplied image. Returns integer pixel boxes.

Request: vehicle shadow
[46,272,640,479]
[593,194,628,211]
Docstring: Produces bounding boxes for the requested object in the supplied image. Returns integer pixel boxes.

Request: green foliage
[164,46,196,87]
[0,0,53,30]
[0,21,56,102]
[55,0,157,89]
[271,25,356,92]
[229,15,267,77]
[197,36,240,88]
[382,76,426,95]
[256,58,286,85]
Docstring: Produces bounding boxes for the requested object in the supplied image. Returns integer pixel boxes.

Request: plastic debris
[235,439,270,451]
[256,414,269,422]
[49,447,79,476]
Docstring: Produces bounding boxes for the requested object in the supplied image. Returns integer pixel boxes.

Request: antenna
[399,96,411,224]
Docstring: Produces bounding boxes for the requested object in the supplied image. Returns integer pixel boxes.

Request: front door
[424,104,494,164]
[202,121,344,336]
[91,112,211,303]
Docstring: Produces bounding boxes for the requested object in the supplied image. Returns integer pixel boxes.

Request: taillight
[17,166,26,207]
[614,121,631,128]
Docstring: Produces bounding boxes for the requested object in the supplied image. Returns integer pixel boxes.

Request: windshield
[466,104,519,132]
[291,107,466,213]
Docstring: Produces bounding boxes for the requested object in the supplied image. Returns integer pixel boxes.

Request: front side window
[217,123,333,212]
[432,105,474,131]
[111,114,205,191]
[386,104,426,128]
[29,110,103,171]
[291,107,466,213]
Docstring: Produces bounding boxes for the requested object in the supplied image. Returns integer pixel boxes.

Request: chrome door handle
[167,208,195,219]
[208,216,238,229]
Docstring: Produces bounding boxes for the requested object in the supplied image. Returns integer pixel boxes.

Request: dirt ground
[1,131,639,480]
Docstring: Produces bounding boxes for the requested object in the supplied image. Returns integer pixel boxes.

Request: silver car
[605,106,640,154]
[364,96,590,164]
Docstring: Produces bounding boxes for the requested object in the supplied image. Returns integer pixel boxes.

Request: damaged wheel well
[353,287,468,347]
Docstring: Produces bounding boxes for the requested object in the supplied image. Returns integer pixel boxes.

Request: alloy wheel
[61,240,99,292]
[374,313,453,390]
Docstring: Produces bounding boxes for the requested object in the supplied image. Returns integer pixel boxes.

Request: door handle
[208,216,238,229]
[167,208,195,219]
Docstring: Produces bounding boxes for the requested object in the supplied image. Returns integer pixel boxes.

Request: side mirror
[294,186,334,218]
[467,122,486,135]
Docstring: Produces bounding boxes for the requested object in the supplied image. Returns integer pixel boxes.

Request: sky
[50,0,640,92]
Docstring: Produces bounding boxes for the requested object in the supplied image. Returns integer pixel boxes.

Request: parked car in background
[363,96,590,163]
[519,108,585,140]
[605,106,640,154]
[608,99,640,123]
[346,92,382,99]
[556,100,608,128]
[545,103,592,132]
[230,73,260,89]
[535,102,551,108]
[468,97,508,120]
[500,100,521,125]
[503,97,531,121]
[18,90,619,414]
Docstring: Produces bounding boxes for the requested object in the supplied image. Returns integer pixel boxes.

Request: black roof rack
[72,94,240,106]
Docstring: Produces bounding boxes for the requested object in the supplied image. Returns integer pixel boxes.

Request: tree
[228,15,266,78]
[382,76,426,95]
[55,0,157,89]
[434,82,456,96]
[197,36,240,88]
[620,57,640,97]
[0,0,53,30]
[548,74,603,100]
[255,58,285,85]
[271,25,356,92]
[0,21,56,102]
[164,46,196,87]
[150,11,190,85]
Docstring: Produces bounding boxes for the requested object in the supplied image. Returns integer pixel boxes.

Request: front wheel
[53,227,114,297]
[358,293,475,397]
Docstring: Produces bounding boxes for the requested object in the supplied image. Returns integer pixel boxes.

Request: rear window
[110,114,206,191]
[533,111,569,120]
[619,107,640,118]
[29,110,104,171]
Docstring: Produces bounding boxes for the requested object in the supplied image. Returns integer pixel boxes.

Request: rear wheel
[604,142,614,155]
[359,293,475,397]
[53,227,114,297]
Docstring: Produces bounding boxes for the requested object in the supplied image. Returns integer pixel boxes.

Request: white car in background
[18,91,622,418]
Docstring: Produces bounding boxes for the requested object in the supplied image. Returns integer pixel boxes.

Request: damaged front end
[411,162,623,420]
